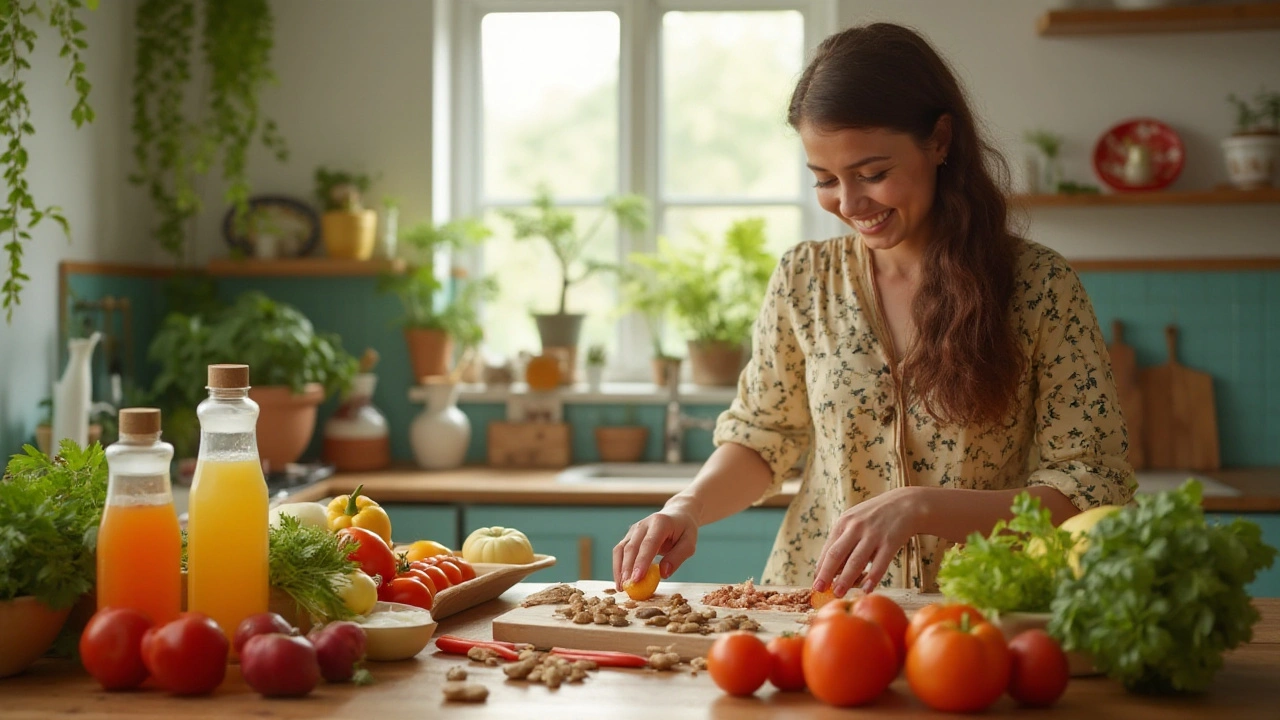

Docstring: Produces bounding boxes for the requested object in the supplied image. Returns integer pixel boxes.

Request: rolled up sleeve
[1025,261,1136,511]
[713,248,813,503]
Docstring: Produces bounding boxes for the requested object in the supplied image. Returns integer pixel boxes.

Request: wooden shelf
[1037,2,1280,36]
[205,257,405,277]
[1014,187,1280,207]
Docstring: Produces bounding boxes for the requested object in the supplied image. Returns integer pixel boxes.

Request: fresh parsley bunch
[937,492,1075,614]
[0,441,108,608]
[1049,480,1277,694]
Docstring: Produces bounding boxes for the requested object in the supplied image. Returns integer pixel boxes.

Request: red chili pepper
[434,635,520,661]
[549,647,651,668]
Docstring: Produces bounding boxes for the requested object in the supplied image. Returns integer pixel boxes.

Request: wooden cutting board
[1107,320,1145,469]
[491,581,941,661]
[1139,324,1220,471]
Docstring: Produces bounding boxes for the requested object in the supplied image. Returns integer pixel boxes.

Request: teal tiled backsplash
[47,266,1279,467]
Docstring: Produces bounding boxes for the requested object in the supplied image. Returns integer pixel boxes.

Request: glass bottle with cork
[97,407,182,625]
[187,364,269,651]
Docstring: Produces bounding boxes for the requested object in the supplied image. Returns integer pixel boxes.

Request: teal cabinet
[462,505,786,585]
[1207,512,1280,598]
[385,503,462,549]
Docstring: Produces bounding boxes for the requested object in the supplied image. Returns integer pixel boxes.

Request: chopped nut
[521,584,582,607]
[646,615,671,627]
[593,612,611,625]
[467,646,504,664]
[678,622,702,633]
[603,587,617,594]
[690,657,708,676]
[608,615,630,627]
[665,622,681,633]
[518,649,539,661]
[648,652,681,671]
[442,682,489,703]
[572,611,593,624]
[503,656,539,680]
[623,600,639,609]
[573,659,598,672]
[446,666,468,681]
[635,607,665,619]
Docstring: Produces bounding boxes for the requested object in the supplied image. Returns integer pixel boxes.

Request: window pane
[661,11,805,199]
[480,208,620,362]
[481,12,620,201]
[656,205,799,357]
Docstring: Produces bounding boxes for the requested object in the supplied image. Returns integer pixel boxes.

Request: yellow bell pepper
[326,484,393,545]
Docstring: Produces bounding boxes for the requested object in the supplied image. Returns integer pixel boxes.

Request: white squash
[461,526,535,564]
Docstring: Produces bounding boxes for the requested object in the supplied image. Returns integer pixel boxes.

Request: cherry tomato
[906,615,1011,713]
[765,633,806,691]
[439,556,477,582]
[802,611,896,707]
[399,567,438,596]
[141,613,229,695]
[419,563,451,592]
[1007,629,1069,707]
[338,527,397,586]
[430,558,464,586]
[381,577,434,611]
[79,607,153,691]
[905,602,986,649]
[707,631,772,697]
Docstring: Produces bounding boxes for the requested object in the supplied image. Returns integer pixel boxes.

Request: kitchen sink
[556,462,703,484]
[1133,471,1240,497]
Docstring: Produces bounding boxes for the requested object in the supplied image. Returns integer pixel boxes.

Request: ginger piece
[521,584,582,607]
[442,682,489,703]
[446,666,468,682]
[690,657,708,676]
[648,652,681,671]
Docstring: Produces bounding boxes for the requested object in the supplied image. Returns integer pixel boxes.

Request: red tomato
[439,556,477,582]
[905,602,986,649]
[802,611,897,707]
[1007,629,1069,707]
[419,563,451,592]
[338,527,397,586]
[765,633,806,691]
[79,607,153,691]
[707,631,772,697]
[851,594,909,670]
[906,615,1011,713]
[399,567,439,596]
[431,558,464,586]
[381,577,434,611]
[141,613,229,695]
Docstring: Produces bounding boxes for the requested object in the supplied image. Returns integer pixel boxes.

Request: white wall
[189,0,436,264]
[0,1,141,454]
[837,0,1280,258]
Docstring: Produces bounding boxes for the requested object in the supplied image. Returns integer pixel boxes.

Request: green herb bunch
[937,492,1075,615]
[0,441,107,608]
[1049,480,1277,694]
[267,515,358,624]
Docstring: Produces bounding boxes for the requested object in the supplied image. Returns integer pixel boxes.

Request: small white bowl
[353,601,438,661]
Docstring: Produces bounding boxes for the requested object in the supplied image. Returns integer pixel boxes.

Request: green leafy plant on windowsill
[315,166,374,212]
[1,0,96,322]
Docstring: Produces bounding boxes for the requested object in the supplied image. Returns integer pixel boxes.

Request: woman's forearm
[664,442,776,527]
[912,485,1080,544]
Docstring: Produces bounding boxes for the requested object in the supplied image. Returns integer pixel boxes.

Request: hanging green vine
[0,0,96,322]
[131,0,286,259]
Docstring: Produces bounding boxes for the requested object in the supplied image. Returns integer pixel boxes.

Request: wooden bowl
[0,596,73,678]
[355,602,437,661]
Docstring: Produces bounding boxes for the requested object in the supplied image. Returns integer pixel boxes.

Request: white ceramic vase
[51,332,101,453]
[585,365,604,392]
[409,381,470,470]
[1222,134,1280,190]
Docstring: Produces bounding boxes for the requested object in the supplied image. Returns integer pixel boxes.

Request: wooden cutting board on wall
[1107,320,1145,469]
[1139,324,1220,471]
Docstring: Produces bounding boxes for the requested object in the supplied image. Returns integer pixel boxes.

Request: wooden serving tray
[430,554,558,620]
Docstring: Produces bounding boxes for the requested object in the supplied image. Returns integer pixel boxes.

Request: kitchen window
[442,0,838,380]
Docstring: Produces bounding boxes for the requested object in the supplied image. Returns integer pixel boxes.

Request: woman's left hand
[812,486,925,597]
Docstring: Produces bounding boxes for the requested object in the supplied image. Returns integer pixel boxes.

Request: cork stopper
[207,363,250,389]
[118,407,161,435]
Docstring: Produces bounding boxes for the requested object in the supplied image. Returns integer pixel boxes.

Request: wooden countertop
[8,584,1279,719]
[284,465,1280,513]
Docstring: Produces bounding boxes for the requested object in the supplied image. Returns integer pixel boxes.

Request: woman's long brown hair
[788,23,1024,427]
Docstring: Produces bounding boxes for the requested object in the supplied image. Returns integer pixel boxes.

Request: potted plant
[316,166,377,260]
[1223,88,1280,190]
[584,344,607,392]
[630,217,776,387]
[1024,129,1064,194]
[148,292,358,470]
[617,260,683,388]
[594,406,649,463]
[377,218,496,382]
[499,185,649,380]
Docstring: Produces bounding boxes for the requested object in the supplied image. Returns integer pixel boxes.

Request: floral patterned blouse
[713,234,1135,591]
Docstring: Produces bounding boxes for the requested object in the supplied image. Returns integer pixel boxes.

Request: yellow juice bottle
[187,364,269,654]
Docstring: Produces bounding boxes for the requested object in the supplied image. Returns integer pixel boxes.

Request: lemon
[405,539,453,563]
[623,562,661,601]
[1061,505,1123,576]
[337,571,379,615]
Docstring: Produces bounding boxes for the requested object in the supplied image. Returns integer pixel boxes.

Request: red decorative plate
[1092,118,1184,192]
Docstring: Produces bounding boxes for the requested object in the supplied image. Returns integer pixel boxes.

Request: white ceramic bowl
[354,601,438,661]
[994,611,1099,677]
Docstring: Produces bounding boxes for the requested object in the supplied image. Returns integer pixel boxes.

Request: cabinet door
[384,504,462,549]
[1207,512,1280,598]
[670,509,785,585]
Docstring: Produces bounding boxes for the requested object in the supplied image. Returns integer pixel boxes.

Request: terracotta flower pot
[405,328,453,383]
[0,596,73,678]
[687,340,746,387]
[249,384,325,471]
[321,209,377,260]
[651,357,682,389]
[595,426,649,463]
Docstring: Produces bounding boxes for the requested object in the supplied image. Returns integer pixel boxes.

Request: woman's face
[799,123,947,253]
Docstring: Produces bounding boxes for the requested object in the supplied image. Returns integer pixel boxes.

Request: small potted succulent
[584,344,606,392]
[1223,88,1280,190]
[316,166,377,260]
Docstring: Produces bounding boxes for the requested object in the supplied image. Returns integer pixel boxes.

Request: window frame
[444,0,839,381]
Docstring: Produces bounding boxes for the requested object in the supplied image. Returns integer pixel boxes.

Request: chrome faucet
[664,369,716,464]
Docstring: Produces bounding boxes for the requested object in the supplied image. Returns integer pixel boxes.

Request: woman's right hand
[612,507,699,590]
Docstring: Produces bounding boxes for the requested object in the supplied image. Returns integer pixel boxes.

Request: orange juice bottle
[187,364,269,652]
[97,407,182,626]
